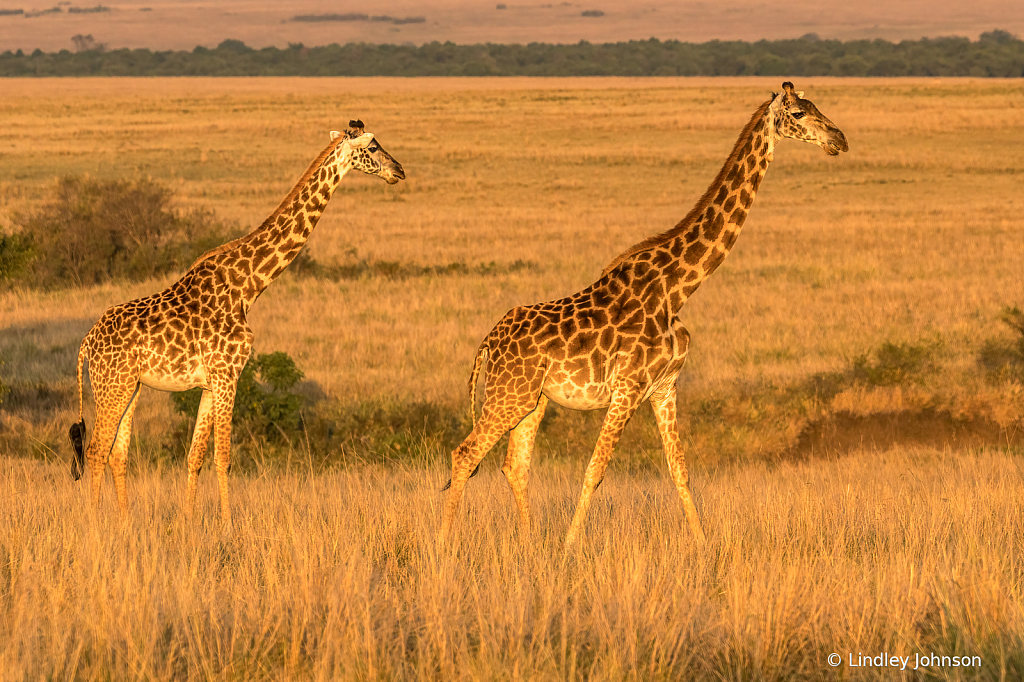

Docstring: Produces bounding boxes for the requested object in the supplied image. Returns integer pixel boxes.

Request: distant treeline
[1,31,1022,77]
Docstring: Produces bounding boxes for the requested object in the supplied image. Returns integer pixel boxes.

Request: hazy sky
[0,0,1021,53]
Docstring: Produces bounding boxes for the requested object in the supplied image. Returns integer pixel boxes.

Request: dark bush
[0,233,33,283]
[851,341,939,387]
[9,175,236,288]
[0,33,1022,77]
[172,351,306,443]
[0,356,9,405]
[979,306,1024,382]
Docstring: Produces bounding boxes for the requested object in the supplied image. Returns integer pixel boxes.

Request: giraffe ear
[796,91,805,98]
[330,131,343,141]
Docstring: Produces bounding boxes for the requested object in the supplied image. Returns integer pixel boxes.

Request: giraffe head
[771,82,849,156]
[329,120,406,184]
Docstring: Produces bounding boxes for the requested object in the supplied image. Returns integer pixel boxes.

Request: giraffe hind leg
[440,461,482,492]
[185,389,215,519]
[440,419,509,542]
[108,386,141,514]
[86,383,141,510]
[501,394,548,532]
[651,384,706,544]
[441,393,545,542]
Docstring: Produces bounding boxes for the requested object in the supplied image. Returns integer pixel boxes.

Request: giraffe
[442,82,848,546]
[68,120,405,527]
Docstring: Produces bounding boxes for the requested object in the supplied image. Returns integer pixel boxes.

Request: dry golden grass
[2,448,1022,680]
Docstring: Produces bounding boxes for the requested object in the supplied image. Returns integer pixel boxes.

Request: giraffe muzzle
[825,130,849,156]
[385,163,406,184]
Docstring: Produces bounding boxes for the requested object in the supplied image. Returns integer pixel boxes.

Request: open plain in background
[1,77,1023,678]
[0,0,1023,53]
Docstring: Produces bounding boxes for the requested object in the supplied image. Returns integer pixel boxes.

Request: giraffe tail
[68,341,87,481]
[467,343,488,429]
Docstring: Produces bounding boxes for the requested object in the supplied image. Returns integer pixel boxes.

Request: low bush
[6,175,236,288]
[0,233,33,283]
[287,249,538,282]
[0,356,9,405]
[979,306,1024,382]
[172,351,307,445]
[851,340,940,387]
[172,350,305,440]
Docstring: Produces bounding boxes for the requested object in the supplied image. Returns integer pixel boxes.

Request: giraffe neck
[603,96,779,312]
[191,140,353,310]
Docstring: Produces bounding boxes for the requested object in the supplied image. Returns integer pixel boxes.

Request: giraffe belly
[140,365,209,392]
[542,381,611,411]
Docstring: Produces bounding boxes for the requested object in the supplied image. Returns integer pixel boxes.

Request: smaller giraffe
[442,83,848,546]
[69,121,404,527]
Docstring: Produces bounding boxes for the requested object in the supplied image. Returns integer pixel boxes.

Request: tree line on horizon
[0,30,1021,77]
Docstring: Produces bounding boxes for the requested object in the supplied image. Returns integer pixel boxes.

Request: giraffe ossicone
[441,82,848,547]
[69,121,405,527]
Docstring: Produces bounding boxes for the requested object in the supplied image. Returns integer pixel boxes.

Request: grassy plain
[1,77,1023,679]
[1,77,1022,462]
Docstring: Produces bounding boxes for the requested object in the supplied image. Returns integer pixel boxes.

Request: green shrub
[979,306,1024,382]
[851,341,939,387]
[286,249,538,282]
[172,351,306,443]
[0,357,9,405]
[0,233,33,284]
[10,175,236,288]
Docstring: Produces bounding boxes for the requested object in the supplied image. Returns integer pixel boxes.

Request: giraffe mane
[186,136,346,272]
[600,97,775,278]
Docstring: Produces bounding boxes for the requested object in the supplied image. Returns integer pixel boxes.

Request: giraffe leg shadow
[651,385,706,544]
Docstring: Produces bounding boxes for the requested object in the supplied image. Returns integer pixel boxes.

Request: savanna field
[1,77,1024,679]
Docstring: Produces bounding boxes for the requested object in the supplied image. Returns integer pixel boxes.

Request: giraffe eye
[368,145,379,153]
[791,111,806,119]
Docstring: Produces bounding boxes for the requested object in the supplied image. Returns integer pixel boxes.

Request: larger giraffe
[69,121,405,527]
[442,83,848,546]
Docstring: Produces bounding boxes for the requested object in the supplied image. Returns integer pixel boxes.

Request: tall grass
[1,448,1022,680]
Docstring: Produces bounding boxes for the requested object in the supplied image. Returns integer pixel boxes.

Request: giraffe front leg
[185,389,215,520]
[651,384,706,544]
[501,394,549,534]
[108,386,141,515]
[564,386,644,548]
[211,383,237,531]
